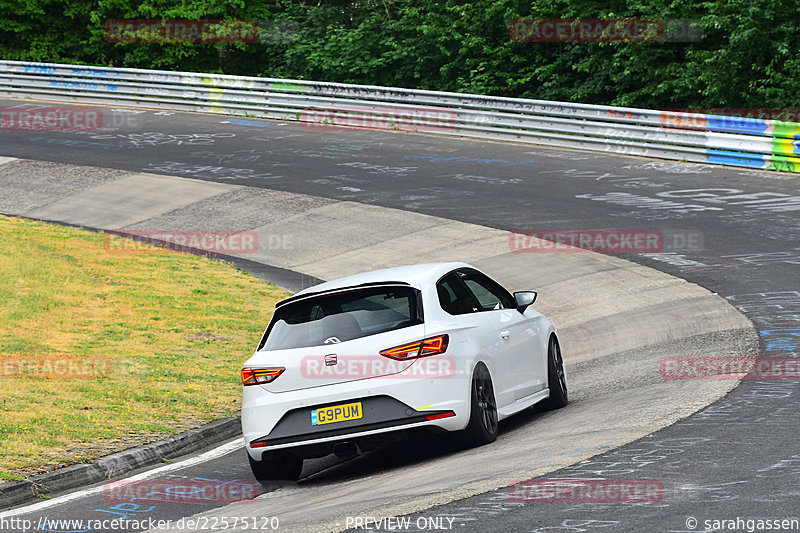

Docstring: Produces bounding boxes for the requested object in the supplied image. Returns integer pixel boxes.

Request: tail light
[241,367,284,386]
[380,334,449,361]
[425,411,455,421]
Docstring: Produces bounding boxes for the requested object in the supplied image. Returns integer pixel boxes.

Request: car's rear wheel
[458,363,498,447]
[247,451,303,484]
[540,334,568,410]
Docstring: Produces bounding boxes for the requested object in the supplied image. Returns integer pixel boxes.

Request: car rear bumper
[242,372,470,459]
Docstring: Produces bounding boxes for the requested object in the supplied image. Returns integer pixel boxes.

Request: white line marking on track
[0,438,243,517]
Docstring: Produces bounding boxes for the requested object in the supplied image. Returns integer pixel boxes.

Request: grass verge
[0,215,291,479]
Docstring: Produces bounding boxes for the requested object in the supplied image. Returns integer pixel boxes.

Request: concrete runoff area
[0,159,756,531]
[24,173,231,230]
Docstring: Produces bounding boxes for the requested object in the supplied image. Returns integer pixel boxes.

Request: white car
[241,262,567,482]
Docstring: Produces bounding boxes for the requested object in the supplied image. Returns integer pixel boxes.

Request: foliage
[1,0,798,109]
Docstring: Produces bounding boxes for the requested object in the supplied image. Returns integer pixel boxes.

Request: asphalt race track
[0,100,798,533]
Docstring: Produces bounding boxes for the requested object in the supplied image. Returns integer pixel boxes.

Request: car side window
[460,270,516,311]
[437,273,481,315]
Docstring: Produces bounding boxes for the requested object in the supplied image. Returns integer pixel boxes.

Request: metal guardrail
[1,60,798,173]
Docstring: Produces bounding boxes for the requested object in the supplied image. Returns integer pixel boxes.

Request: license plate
[311,401,363,426]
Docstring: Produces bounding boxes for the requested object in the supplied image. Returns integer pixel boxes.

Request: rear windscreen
[259,286,422,351]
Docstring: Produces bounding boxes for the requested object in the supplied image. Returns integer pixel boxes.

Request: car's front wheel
[458,363,498,448]
[247,451,303,484]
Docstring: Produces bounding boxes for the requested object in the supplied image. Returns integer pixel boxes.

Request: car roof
[293,262,473,296]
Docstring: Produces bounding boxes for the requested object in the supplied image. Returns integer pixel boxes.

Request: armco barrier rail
[1,60,798,173]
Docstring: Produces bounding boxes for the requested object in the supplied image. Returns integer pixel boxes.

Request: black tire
[458,363,498,448]
[540,334,568,410]
[247,451,302,484]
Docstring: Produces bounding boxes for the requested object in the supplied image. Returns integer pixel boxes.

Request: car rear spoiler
[275,281,412,308]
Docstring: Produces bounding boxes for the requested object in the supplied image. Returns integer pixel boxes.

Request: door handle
[500,330,510,340]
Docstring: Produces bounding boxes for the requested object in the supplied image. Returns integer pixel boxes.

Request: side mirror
[513,291,537,313]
